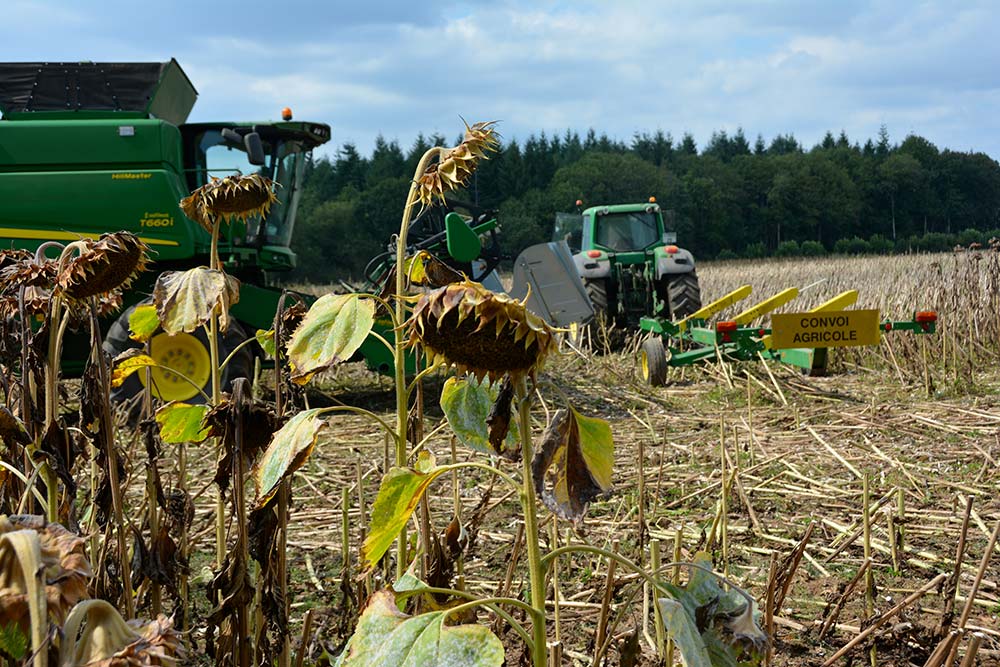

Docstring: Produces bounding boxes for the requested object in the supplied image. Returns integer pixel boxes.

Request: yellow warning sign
[771,309,881,349]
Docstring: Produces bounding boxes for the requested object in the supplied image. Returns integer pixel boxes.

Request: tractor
[554,199,702,338]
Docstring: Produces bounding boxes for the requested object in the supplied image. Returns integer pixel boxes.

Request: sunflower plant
[246,120,765,667]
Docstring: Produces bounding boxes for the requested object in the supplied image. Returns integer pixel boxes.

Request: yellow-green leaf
[155,402,210,443]
[110,350,156,388]
[251,408,328,508]
[362,464,448,572]
[255,329,276,358]
[439,376,518,458]
[127,304,160,342]
[530,407,614,523]
[153,267,240,334]
[287,294,374,384]
[335,590,503,667]
[570,407,614,490]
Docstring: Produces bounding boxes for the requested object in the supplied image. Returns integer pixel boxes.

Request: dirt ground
[179,343,999,666]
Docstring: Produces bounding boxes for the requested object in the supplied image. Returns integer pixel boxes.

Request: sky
[4,0,999,160]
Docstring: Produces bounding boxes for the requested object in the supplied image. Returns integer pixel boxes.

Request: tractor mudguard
[654,246,696,278]
[573,251,612,279]
[508,241,595,328]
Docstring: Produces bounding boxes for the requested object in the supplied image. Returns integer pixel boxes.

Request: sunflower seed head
[409,279,554,382]
[57,232,149,300]
[412,121,499,208]
[180,174,279,231]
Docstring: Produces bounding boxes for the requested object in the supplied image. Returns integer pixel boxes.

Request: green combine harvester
[0,60,332,401]
[0,60,593,401]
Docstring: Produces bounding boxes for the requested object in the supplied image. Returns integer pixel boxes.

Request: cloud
[4,1,998,159]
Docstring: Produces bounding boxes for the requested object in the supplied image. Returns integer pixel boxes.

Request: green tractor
[0,59,333,401]
[554,199,702,336]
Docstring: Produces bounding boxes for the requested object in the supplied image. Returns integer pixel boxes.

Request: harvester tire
[640,337,668,387]
[666,271,702,320]
[103,302,255,408]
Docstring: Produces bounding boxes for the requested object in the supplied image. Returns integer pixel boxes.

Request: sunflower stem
[393,146,443,581]
[514,375,547,667]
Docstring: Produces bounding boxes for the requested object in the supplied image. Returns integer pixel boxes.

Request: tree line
[290,126,1000,281]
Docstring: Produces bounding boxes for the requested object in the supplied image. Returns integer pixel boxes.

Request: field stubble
[194,252,1000,665]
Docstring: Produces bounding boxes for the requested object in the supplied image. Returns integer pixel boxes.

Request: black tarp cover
[0,59,197,125]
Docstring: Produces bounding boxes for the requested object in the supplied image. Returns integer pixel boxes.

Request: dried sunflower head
[0,252,57,292]
[412,121,499,208]
[180,174,278,232]
[57,233,149,300]
[409,279,555,381]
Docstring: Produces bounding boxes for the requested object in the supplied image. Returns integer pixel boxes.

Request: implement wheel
[640,337,668,387]
[103,303,254,405]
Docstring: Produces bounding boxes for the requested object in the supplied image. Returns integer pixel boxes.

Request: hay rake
[637,284,937,386]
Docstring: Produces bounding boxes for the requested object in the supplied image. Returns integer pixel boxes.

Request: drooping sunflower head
[0,250,57,292]
[56,232,149,300]
[180,174,278,231]
[413,121,499,208]
[409,280,555,381]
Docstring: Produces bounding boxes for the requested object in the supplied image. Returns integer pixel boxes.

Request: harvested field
[229,251,999,665]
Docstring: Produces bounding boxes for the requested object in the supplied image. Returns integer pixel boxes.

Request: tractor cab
[180,119,330,273]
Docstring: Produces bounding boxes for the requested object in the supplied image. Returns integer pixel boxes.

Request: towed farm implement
[637,283,938,386]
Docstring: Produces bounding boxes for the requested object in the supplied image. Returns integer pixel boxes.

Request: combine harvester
[637,284,937,386]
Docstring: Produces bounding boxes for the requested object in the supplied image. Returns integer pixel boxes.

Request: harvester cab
[556,199,702,330]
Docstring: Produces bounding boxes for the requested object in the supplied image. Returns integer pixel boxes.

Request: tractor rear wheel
[582,279,623,350]
[584,278,610,316]
[103,303,255,406]
[640,337,668,387]
[665,271,702,320]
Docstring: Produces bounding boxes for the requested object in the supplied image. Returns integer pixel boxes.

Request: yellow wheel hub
[139,332,211,402]
[640,350,650,381]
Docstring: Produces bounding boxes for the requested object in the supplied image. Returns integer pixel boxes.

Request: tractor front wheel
[640,337,668,387]
[103,303,255,407]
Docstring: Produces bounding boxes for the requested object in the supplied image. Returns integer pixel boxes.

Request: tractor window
[261,147,304,246]
[553,212,583,253]
[184,128,305,247]
[595,212,660,251]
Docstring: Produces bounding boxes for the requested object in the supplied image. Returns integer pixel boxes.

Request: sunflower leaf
[287,294,374,384]
[155,402,210,444]
[128,304,160,343]
[255,329,276,358]
[251,408,328,508]
[656,553,767,666]
[334,590,503,667]
[153,267,240,334]
[110,350,157,388]
[362,463,449,572]
[530,407,613,523]
[439,376,518,458]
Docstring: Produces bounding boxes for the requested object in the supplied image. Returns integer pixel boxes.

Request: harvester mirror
[244,132,266,166]
[663,232,677,244]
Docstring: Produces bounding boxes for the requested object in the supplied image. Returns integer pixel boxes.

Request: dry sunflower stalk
[408,279,555,381]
